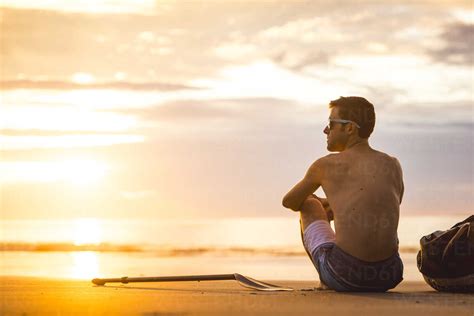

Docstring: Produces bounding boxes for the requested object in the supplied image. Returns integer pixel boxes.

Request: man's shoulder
[372,151,404,177]
[317,153,340,165]
[307,154,339,173]
[372,150,402,165]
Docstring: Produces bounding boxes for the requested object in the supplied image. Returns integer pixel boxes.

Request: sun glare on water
[68,218,103,279]
[70,252,100,279]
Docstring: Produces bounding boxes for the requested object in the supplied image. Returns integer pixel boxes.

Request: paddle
[92,273,294,291]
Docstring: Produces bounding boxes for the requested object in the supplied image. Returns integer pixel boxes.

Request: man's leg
[299,196,333,254]
[299,196,335,289]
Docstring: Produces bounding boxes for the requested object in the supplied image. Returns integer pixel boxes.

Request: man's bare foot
[316,280,331,291]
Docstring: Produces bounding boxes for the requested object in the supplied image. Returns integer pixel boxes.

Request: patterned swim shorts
[302,220,404,292]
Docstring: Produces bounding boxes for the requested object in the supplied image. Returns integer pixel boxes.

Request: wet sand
[1,276,473,315]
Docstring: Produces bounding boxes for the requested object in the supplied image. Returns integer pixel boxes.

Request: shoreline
[0,251,425,282]
[1,276,472,315]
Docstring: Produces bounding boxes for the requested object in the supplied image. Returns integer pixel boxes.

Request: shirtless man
[282,96,404,292]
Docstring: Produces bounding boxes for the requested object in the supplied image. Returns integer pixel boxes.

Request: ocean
[0,215,467,281]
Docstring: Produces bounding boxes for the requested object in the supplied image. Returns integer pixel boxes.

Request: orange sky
[0,1,472,219]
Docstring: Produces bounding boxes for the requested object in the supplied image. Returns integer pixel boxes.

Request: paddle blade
[234,273,294,292]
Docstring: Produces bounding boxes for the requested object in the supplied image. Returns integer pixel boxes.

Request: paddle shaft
[92,274,236,285]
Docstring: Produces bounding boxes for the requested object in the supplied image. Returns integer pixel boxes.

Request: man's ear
[346,123,356,135]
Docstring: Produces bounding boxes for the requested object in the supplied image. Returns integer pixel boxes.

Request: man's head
[324,96,376,152]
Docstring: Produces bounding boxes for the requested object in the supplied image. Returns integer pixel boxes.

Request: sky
[0,0,473,220]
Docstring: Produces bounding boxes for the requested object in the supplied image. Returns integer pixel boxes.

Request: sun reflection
[70,251,100,279]
[73,218,102,246]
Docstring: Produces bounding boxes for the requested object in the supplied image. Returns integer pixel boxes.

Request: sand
[1,276,473,316]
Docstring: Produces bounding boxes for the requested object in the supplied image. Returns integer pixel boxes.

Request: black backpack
[417,215,474,292]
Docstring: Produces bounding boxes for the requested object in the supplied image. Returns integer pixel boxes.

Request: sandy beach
[1,276,472,316]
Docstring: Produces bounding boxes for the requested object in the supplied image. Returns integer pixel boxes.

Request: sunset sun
[73,218,103,246]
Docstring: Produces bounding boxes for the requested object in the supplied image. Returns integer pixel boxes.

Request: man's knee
[300,197,328,231]
[301,196,326,214]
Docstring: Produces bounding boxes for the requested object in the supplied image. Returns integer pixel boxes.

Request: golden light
[0,158,109,185]
[190,60,340,104]
[0,0,157,14]
[1,105,138,131]
[70,252,100,279]
[0,134,145,150]
[71,72,95,84]
[73,218,102,246]
[58,158,108,186]
[69,218,103,279]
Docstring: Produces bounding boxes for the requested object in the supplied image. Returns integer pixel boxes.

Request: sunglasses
[326,119,361,130]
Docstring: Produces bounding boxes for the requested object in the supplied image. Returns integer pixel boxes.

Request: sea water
[0,215,466,281]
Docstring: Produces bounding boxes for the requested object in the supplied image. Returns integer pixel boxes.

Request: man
[282,96,404,292]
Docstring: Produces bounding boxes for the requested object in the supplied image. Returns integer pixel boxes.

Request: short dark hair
[329,96,376,138]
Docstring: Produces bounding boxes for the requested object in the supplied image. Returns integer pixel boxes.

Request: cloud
[124,101,232,121]
[0,0,161,14]
[272,50,330,71]
[0,134,145,150]
[251,3,470,73]
[0,8,229,82]
[427,22,474,65]
[121,190,156,200]
[0,129,133,136]
[98,96,324,141]
[2,2,470,83]
[378,101,474,130]
[110,97,306,123]
[0,79,199,91]
[214,42,258,60]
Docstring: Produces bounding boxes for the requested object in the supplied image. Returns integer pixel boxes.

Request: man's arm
[282,158,326,212]
[393,157,404,204]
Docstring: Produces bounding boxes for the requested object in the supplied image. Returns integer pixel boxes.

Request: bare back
[321,147,404,262]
